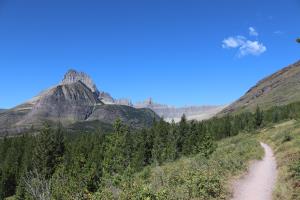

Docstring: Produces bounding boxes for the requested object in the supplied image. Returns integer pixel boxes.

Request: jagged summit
[60,69,116,104]
[61,69,98,93]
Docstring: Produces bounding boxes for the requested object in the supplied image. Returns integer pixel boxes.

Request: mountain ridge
[0,70,159,135]
[219,60,300,115]
[135,98,226,122]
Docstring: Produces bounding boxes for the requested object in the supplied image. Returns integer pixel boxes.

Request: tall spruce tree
[143,128,154,166]
[177,114,189,155]
[223,115,232,137]
[33,123,65,179]
[182,120,197,155]
[255,105,264,128]
[103,119,127,175]
[165,120,178,161]
[151,119,168,165]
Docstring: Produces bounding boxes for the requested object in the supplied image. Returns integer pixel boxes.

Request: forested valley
[1,102,300,199]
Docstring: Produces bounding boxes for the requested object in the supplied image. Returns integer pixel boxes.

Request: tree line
[1,101,300,199]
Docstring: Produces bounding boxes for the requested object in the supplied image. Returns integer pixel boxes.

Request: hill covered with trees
[1,100,300,199]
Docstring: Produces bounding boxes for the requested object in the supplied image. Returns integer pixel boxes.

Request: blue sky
[0,0,299,108]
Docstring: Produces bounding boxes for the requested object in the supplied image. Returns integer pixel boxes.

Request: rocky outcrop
[61,69,115,104]
[61,69,98,93]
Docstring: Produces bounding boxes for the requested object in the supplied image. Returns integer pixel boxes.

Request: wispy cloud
[222,27,266,57]
[249,27,258,36]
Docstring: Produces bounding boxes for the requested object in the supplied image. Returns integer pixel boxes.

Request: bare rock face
[18,81,101,126]
[61,69,98,93]
[61,69,115,104]
[0,69,158,135]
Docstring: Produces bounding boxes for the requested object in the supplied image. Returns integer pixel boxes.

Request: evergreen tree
[33,123,65,179]
[223,115,232,137]
[103,119,127,175]
[130,131,145,171]
[53,124,65,165]
[143,128,154,166]
[151,119,168,165]
[199,134,216,158]
[182,120,197,155]
[255,105,264,128]
[177,114,189,155]
[165,120,178,161]
[272,107,280,123]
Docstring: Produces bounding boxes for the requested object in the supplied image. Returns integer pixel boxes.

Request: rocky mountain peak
[61,69,98,93]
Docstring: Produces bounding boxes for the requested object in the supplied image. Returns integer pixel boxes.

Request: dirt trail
[232,142,277,200]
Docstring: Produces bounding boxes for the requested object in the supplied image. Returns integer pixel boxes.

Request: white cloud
[249,27,258,36]
[238,40,266,57]
[222,35,266,57]
[222,36,245,48]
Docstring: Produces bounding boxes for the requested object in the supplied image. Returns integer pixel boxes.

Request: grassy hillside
[220,60,300,115]
[259,120,300,200]
[92,134,263,200]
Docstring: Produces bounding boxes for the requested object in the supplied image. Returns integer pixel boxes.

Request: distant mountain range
[0,70,158,135]
[2,59,299,135]
[0,69,225,136]
[135,98,226,122]
[220,60,300,115]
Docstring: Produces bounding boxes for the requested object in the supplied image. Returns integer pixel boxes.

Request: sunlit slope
[220,60,300,115]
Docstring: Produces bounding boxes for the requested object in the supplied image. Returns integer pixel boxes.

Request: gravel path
[232,142,277,200]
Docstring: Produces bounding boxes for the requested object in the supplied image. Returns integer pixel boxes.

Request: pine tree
[177,114,189,155]
[182,120,197,155]
[53,124,65,165]
[143,128,154,166]
[272,107,280,123]
[199,134,216,158]
[103,119,127,175]
[165,120,178,161]
[224,115,232,137]
[33,123,65,179]
[151,119,168,165]
[255,105,263,128]
[129,130,146,171]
